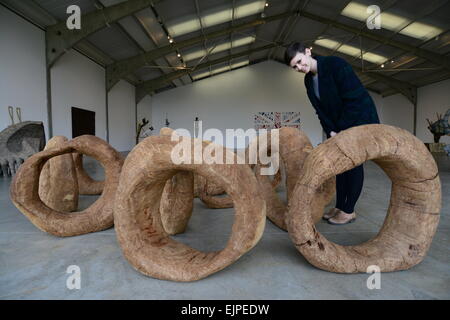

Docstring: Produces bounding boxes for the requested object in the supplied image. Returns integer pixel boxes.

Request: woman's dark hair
[284,42,306,65]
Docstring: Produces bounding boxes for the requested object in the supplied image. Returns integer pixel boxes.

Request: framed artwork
[254,112,301,130]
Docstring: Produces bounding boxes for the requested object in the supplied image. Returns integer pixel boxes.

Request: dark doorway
[72,107,95,138]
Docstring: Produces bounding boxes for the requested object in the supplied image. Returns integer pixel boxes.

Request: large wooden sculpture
[72,153,104,195]
[159,128,194,235]
[287,124,441,272]
[249,127,335,230]
[113,135,266,281]
[38,136,79,212]
[10,135,123,237]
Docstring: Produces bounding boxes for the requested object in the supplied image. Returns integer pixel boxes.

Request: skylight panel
[341,1,443,41]
[167,0,266,37]
[192,70,211,80]
[211,65,231,75]
[167,17,201,38]
[401,22,443,41]
[231,60,250,69]
[314,38,341,50]
[181,35,256,62]
[232,36,256,47]
[314,38,387,64]
[202,8,233,28]
[234,0,266,19]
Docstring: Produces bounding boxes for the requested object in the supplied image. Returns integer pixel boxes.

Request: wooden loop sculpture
[38,136,79,212]
[73,153,104,195]
[114,135,266,281]
[194,174,225,197]
[10,135,123,237]
[250,128,335,230]
[197,181,234,209]
[159,128,194,235]
[287,124,441,273]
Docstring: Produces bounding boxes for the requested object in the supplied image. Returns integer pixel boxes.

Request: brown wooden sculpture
[38,136,79,212]
[287,124,441,273]
[159,128,194,235]
[72,153,104,195]
[194,174,225,197]
[250,127,335,230]
[10,135,123,237]
[114,135,266,281]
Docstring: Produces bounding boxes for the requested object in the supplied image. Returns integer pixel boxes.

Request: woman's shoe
[323,208,340,220]
[328,211,356,225]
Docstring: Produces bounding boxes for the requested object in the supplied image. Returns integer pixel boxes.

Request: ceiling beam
[136,44,275,102]
[299,10,450,72]
[106,10,299,91]
[45,0,165,67]
[359,69,417,104]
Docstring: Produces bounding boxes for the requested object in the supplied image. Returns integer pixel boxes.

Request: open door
[72,107,95,138]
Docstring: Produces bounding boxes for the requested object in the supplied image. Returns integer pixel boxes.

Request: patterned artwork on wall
[254,112,301,130]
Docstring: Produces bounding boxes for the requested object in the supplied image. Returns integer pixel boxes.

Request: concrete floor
[1,155,449,300]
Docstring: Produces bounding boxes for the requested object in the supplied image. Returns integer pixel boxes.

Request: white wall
[151,61,323,147]
[51,50,107,141]
[1,7,137,151]
[108,80,136,151]
[417,79,450,144]
[0,6,48,137]
[370,92,415,133]
[137,95,153,142]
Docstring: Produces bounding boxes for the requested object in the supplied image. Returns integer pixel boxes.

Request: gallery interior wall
[0,6,48,138]
[150,61,324,148]
[417,78,450,144]
[107,80,136,152]
[0,6,141,152]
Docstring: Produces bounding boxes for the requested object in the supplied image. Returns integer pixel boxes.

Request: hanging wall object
[254,112,301,130]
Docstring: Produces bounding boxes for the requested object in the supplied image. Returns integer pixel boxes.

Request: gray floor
[1,155,449,300]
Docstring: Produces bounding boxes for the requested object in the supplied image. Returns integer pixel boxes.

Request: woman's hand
[330,131,337,137]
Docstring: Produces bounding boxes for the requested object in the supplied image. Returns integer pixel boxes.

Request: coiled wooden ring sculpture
[38,136,79,212]
[250,127,335,230]
[114,135,266,281]
[73,153,105,195]
[10,135,123,237]
[287,124,441,272]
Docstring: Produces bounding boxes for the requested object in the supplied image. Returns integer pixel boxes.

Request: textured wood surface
[38,136,78,212]
[251,128,335,230]
[114,135,266,281]
[287,124,441,273]
[159,128,194,235]
[73,153,104,195]
[10,135,123,237]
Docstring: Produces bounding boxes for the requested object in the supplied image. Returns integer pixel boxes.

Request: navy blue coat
[304,55,380,136]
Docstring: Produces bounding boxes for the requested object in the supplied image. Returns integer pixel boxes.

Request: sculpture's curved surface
[159,128,194,235]
[114,135,266,281]
[287,124,441,273]
[10,135,123,237]
[251,128,335,230]
[38,136,78,212]
[194,174,225,197]
[0,121,45,177]
[198,182,234,209]
[73,153,104,195]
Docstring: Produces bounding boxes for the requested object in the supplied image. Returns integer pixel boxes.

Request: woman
[284,42,380,225]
